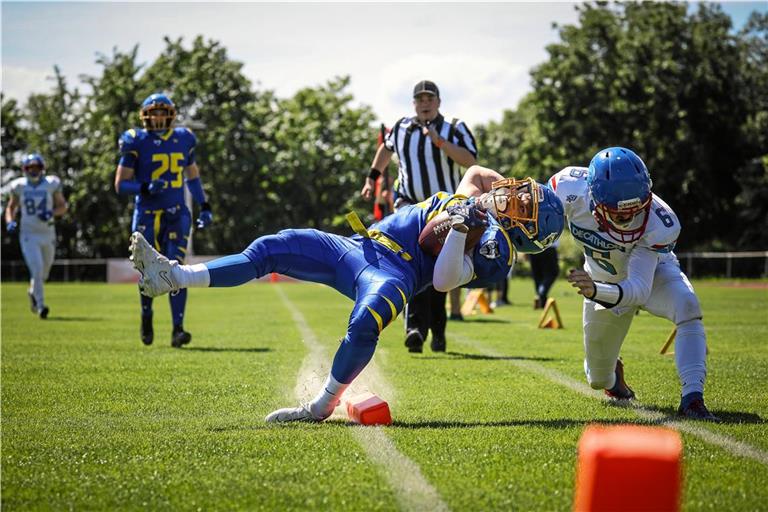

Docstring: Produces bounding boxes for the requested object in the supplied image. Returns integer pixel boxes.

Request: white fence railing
[2,251,767,281]
[676,251,768,279]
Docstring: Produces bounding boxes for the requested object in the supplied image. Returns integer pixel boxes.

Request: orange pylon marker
[270,272,279,283]
[538,298,563,329]
[346,392,392,426]
[460,289,494,317]
[573,425,683,512]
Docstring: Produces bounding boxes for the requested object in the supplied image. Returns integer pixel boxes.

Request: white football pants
[583,259,707,396]
[20,232,56,311]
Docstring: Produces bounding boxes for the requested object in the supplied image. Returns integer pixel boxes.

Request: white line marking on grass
[455,335,768,466]
[274,285,449,511]
[352,426,450,512]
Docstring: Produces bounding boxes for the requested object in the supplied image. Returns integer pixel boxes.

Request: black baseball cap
[413,80,440,98]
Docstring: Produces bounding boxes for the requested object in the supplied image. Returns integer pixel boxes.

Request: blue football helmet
[587,147,652,243]
[21,153,45,183]
[487,177,564,254]
[140,93,177,132]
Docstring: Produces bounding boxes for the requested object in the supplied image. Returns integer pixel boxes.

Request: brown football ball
[418,210,486,257]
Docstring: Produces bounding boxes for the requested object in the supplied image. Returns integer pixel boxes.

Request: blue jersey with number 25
[118,127,197,211]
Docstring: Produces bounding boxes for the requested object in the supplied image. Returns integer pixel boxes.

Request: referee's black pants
[530,246,559,306]
[405,286,447,343]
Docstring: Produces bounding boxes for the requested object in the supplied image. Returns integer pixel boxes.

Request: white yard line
[454,334,768,467]
[274,285,449,511]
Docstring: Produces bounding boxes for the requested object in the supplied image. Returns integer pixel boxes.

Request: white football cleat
[265,404,322,424]
[129,232,179,297]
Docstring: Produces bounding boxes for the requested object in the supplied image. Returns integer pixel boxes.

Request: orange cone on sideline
[461,289,494,316]
[346,392,392,426]
[660,327,677,355]
[538,298,563,329]
[574,425,683,512]
[540,317,560,329]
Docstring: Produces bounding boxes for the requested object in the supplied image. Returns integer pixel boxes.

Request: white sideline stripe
[454,335,768,467]
[352,427,450,512]
[274,286,449,511]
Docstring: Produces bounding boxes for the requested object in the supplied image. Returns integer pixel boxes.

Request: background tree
[479,2,767,250]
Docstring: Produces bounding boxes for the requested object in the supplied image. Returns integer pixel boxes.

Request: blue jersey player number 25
[115,93,214,348]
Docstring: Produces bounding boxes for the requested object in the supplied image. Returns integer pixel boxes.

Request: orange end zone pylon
[538,298,563,329]
[346,392,392,426]
[573,425,683,512]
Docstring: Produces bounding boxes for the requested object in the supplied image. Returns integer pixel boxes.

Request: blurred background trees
[2,2,766,260]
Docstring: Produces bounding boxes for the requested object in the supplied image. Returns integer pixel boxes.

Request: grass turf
[2,278,767,510]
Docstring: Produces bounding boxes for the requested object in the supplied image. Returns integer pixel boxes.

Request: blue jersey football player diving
[115,93,214,348]
[129,165,564,422]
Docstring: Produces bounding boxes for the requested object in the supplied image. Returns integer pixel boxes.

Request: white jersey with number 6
[548,166,680,283]
[9,175,61,236]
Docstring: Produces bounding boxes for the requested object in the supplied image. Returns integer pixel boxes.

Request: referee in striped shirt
[361,80,477,352]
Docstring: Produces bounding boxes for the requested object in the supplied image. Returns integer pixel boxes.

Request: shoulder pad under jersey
[118,128,141,154]
[641,194,681,253]
[548,166,589,208]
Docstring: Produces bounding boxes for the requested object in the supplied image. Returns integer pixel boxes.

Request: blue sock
[169,288,187,328]
[681,391,703,408]
[330,338,376,384]
[207,254,259,287]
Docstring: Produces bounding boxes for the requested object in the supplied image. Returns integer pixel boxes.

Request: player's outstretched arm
[455,165,505,198]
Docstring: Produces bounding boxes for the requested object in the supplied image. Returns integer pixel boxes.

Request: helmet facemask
[140,103,177,132]
[23,163,44,183]
[21,154,45,184]
[591,195,651,243]
[486,177,539,239]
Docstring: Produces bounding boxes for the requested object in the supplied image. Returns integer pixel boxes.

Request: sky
[2,2,766,126]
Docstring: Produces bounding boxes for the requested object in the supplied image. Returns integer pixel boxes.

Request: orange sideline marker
[574,425,683,512]
[346,392,392,425]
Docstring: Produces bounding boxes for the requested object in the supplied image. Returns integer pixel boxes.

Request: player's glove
[38,210,53,222]
[196,202,213,230]
[446,202,488,233]
[141,179,167,196]
[6,220,18,234]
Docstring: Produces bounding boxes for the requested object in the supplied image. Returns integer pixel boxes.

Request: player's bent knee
[673,293,703,325]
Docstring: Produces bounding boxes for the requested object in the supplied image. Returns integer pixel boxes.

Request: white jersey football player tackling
[4,153,68,319]
[550,147,716,421]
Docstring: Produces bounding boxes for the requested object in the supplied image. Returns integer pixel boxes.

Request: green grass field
[2,278,767,510]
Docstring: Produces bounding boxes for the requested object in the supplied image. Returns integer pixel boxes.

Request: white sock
[309,374,349,420]
[171,263,210,288]
[675,319,707,396]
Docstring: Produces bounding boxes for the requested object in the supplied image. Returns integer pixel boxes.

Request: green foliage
[1,37,378,258]
[259,76,377,235]
[4,5,766,257]
[479,2,768,250]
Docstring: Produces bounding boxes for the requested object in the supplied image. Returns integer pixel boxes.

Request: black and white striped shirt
[385,114,477,203]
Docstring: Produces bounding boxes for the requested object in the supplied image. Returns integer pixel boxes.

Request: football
[418,210,486,257]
